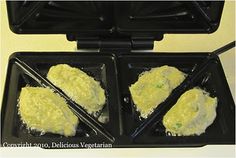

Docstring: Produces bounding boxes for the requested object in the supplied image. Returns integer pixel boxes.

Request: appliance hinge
[73,37,154,53]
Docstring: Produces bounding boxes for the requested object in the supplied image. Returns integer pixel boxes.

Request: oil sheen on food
[129,65,186,118]
[163,88,217,136]
[47,64,106,114]
[19,87,79,137]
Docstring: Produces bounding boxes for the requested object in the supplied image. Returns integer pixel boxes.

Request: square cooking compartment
[13,52,120,126]
[1,52,120,147]
[118,53,218,136]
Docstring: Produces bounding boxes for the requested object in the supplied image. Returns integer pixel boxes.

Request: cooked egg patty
[19,87,79,137]
[47,64,106,114]
[163,88,217,136]
[129,65,186,118]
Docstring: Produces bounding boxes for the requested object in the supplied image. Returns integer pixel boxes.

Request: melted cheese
[47,64,106,114]
[163,88,217,136]
[19,87,79,137]
[129,65,186,118]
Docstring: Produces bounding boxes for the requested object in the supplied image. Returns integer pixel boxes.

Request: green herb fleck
[176,123,182,128]
[156,83,164,88]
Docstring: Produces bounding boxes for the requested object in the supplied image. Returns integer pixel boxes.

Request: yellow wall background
[0,1,235,101]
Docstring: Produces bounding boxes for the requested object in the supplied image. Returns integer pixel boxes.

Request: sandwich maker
[1,1,235,148]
